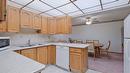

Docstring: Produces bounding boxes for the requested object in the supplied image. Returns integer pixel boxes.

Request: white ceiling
[8,0,130,17]
[72,6,130,25]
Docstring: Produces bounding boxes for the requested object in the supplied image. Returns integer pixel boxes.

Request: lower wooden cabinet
[37,47,48,64]
[15,50,21,54]
[21,48,37,61]
[70,48,88,73]
[47,45,56,64]
[14,46,88,73]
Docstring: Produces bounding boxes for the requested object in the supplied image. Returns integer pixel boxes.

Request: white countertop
[0,50,45,73]
[10,42,90,51]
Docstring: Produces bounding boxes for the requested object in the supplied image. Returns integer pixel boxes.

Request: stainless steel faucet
[27,39,31,46]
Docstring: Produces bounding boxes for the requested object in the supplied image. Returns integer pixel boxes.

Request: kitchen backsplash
[0,33,50,46]
[50,34,70,42]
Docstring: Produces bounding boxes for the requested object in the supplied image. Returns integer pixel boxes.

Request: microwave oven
[0,37,10,51]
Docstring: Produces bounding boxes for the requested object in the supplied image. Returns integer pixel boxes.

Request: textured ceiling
[8,0,130,17]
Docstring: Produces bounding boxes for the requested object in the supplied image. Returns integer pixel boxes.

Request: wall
[52,21,123,53]
[71,21,123,53]
[0,33,49,46]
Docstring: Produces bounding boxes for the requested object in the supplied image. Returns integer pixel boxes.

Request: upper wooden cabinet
[0,21,6,32]
[41,16,48,34]
[21,10,33,28]
[56,16,72,34]
[0,0,6,20]
[48,18,57,34]
[7,6,20,32]
[33,14,42,30]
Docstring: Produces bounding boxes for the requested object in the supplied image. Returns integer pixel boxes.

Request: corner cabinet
[70,48,88,73]
[21,48,37,61]
[33,14,42,30]
[0,0,6,20]
[7,6,20,32]
[21,10,33,28]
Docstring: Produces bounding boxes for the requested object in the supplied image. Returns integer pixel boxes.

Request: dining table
[94,43,104,57]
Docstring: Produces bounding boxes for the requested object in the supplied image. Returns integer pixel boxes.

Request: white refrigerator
[124,14,130,73]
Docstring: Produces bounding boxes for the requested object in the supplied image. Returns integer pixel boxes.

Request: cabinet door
[48,18,57,34]
[66,16,72,34]
[70,52,82,71]
[0,0,6,20]
[0,21,6,32]
[33,14,42,29]
[37,47,48,64]
[7,6,20,32]
[21,10,33,28]
[56,16,72,34]
[56,17,66,34]
[21,48,37,61]
[41,16,48,34]
[48,45,56,64]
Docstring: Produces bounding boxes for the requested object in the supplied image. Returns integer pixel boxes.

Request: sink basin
[19,44,36,47]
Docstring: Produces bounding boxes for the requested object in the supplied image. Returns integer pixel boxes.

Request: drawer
[70,48,82,53]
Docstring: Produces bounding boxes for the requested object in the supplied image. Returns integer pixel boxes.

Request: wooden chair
[87,42,96,60]
[86,40,93,43]
[93,40,99,44]
[76,40,83,44]
[100,41,111,57]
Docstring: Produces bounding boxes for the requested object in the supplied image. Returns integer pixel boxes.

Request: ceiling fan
[85,17,100,25]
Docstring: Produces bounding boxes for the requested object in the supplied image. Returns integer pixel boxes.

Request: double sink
[18,44,44,48]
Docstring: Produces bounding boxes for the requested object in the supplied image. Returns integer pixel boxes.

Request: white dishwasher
[56,46,69,70]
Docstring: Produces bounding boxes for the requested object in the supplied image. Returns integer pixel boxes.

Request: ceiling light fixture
[86,17,92,25]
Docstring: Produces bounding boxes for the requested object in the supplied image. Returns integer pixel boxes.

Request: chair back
[87,42,95,52]
[93,40,99,44]
[86,40,93,43]
[106,41,111,50]
[76,40,83,44]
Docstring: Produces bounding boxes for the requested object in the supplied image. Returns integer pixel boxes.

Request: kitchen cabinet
[7,6,20,32]
[33,14,42,30]
[48,45,56,64]
[56,16,72,34]
[41,16,48,34]
[37,47,48,64]
[0,21,6,32]
[0,0,6,20]
[70,48,88,73]
[21,10,33,28]
[48,18,57,34]
[21,48,37,61]
[15,50,21,54]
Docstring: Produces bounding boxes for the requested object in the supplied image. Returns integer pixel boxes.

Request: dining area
[69,39,111,60]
